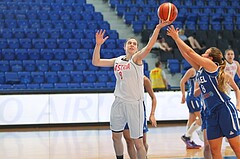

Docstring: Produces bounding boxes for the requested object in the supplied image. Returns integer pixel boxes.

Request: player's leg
[203,129,212,159]
[208,137,223,159]
[133,138,146,159]
[228,135,240,158]
[112,132,124,159]
[123,128,137,159]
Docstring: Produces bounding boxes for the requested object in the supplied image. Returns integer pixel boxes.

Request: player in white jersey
[92,20,171,159]
[224,49,240,94]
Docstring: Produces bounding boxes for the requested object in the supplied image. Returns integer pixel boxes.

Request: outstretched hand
[166,25,179,40]
[95,29,109,45]
[149,115,157,127]
[156,19,172,29]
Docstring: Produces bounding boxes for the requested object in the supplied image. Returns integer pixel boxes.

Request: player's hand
[166,25,179,40]
[95,29,108,45]
[149,115,157,127]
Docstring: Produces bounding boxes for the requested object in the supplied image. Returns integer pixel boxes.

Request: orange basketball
[158,2,178,22]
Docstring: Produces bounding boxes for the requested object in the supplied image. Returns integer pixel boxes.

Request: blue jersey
[186,74,202,112]
[196,67,231,113]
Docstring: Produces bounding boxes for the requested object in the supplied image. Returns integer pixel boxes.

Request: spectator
[150,61,169,91]
[152,36,173,52]
[178,29,205,53]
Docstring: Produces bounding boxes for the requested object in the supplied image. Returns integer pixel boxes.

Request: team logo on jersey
[229,131,234,135]
[114,63,130,71]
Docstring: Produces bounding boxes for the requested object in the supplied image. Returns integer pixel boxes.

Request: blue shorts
[124,102,149,133]
[206,101,240,140]
[186,96,202,113]
[200,107,207,130]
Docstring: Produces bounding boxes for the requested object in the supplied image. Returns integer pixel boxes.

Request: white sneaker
[196,129,204,142]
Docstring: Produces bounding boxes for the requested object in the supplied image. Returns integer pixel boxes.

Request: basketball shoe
[181,135,201,149]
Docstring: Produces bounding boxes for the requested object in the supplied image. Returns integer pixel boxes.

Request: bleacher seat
[45,72,58,83]
[58,71,71,83]
[0,61,10,72]
[70,71,84,83]
[18,72,32,84]
[74,60,88,71]
[10,60,23,72]
[49,60,62,71]
[61,60,74,71]
[23,60,36,72]
[5,72,20,84]
[167,59,181,74]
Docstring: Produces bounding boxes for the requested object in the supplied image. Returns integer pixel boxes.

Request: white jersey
[114,55,144,102]
[225,61,238,77]
[225,61,238,94]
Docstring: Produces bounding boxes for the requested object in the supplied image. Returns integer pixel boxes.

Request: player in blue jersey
[167,25,240,159]
[123,76,157,159]
[180,67,202,149]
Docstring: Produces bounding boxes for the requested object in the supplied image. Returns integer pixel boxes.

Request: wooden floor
[0,123,237,159]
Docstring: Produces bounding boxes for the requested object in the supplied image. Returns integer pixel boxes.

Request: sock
[186,121,200,139]
[116,155,123,159]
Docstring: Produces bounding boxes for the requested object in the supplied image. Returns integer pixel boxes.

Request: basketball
[158,2,178,22]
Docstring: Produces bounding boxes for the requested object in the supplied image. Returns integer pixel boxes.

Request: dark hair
[155,61,162,67]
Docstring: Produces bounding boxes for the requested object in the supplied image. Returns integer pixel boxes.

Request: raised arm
[133,20,171,65]
[167,25,217,72]
[144,76,157,127]
[92,29,116,67]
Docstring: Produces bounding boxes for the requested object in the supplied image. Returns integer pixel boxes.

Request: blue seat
[74,60,88,71]
[101,49,114,58]
[71,11,83,21]
[75,21,88,29]
[57,71,71,83]
[0,72,5,83]
[70,71,84,83]
[123,12,135,25]
[67,83,81,89]
[45,72,58,83]
[82,12,93,21]
[7,39,20,49]
[41,49,54,60]
[38,11,49,20]
[198,21,209,30]
[2,49,15,60]
[210,21,222,30]
[57,39,69,49]
[36,60,49,71]
[104,39,117,49]
[13,84,26,89]
[64,20,76,29]
[18,72,32,84]
[53,49,66,60]
[49,11,60,20]
[37,29,49,38]
[77,49,90,60]
[0,61,10,72]
[83,71,97,83]
[72,29,85,39]
[54,83,68,89]
[5,72,20,84]
[65,49,78,60]
[93,82,106,89]
[61,60,74,71]
[81,83,94,88]
[27,11,38,20]
[106,82,115,89]
[28,49,41,60]
[48,29,61,38]
[60,11,71,20]
[1,28,13,38]
[23,60,36,72]
[185,21,196,30]
[5,20,17,28]
[45,39,58,49]
[132,21,144,34]
[41,20,53,29]
[29,20,41,29]
[40,83,54,89]
[167,59,181,74]
[116,39,126,49]
[49,60,62,71]
[83,30,95,39]
[99,21,110,30]
[115,4,127,17]
[81,39,94,49]
[10,60,23,72]
[15,49,28,60]
[93,12,103,21]
[106,30,119,39]
[19,38,32,49]
[61,29,73,39]
[32,39,45,49]
[69,39,81,49]
[31,72,45,83]
[27,83,40,89]
[13,28,25,38]
[182,59,191,71]
[0,39,8,49]
[95,71,109,82]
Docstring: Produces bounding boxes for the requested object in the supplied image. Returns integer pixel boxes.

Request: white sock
[186,121,200,139]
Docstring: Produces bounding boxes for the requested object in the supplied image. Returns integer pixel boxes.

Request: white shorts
[110,97,144,139]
